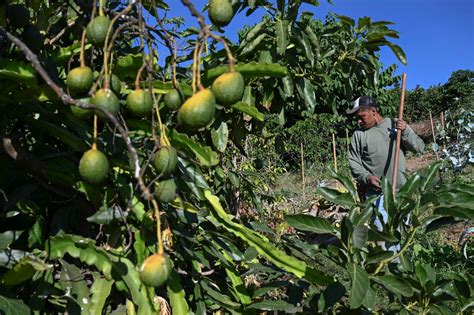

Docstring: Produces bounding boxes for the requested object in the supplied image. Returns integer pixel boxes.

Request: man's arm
[396,119,425,153]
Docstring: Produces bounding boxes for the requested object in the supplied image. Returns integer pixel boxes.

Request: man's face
[355,108,377,129]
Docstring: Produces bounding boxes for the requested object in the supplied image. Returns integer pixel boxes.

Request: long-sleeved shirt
[348,118,425,193]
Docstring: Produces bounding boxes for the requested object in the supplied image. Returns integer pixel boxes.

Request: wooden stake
[440,111,446,150]
[332,133,338,173]
[301,142,305,200]
[391,73,407,196]
[440,111,445,130]
[429,111,440,160]
[345,128,350,154]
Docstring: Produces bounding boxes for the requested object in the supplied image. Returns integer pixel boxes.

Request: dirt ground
[406,151,436,173]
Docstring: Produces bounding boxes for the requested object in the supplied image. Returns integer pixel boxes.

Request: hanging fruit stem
[80,30,86,67]
[151,199,164,255]
[191,38,201,94]
[135,63,146,90]
[92,114,98,150]
[99,0,104,17]
[171,38,180,90]
[195,35,208,91]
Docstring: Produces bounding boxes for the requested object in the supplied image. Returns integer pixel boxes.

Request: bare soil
[406,151,436,173]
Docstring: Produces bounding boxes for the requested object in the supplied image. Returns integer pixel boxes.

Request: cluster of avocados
[71,0,243,289]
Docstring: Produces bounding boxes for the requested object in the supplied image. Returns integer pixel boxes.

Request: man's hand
[367,175,381,190]
[395,118,407,132]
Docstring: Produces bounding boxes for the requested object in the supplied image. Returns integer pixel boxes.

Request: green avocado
[177,89,216,130]
[86,15,111,47]
[155,178,177,203]
[92,88,120,119]
[79,149,109,184]
[66,66,94,94]
[208,0,233,27]
[126,89,152,117]
[211,71,244,106]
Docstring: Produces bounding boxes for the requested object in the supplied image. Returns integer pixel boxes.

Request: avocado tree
[0,1,472,314]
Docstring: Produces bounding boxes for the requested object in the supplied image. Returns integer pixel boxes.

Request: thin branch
[47,20,77,46]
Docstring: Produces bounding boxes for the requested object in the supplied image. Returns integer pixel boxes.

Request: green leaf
[170,130,219,166]
[89,276,114,315]
[51,42,91,64]
[381,177,396,217]
[46,235,155,314]
[240,34,267,56]
[205,191,332,285]
[0,295,31,315]
[420,161,442,191]
[437,191,474,210]
[362,284,376,310]
[337,14,355,26]
[1,255,51,286]
[179,158,210,190]
[388,44,407,65]
[299,33,314,67]
[0,59,36,82]
[316,187,356,208]
[367,251,394,264]
[352,226,368,249]
[87,206,128,225]
[398,173,421,197]
[203,63,287,83]
[152,80,193,96]
[304,25,321,59]
[211,121,229,153]
[248,300,300,312]
[367,229,399,242]
[285,214,337,235]
[282,75,294,96]
[275,19,289,55]
[328,169,359,202]
[231,102,265,122]
[433,206,474,220]
[415,262,436,291]
[167,271,190,315]
[200,281,241,309]
[348,263,369,309]
[245,18,266,43]
[296,78,317,112]
[374,275,413,297]
[115,53,147,79]
[169,197,199,213]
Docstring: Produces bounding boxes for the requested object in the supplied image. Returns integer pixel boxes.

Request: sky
[169,0,474,90]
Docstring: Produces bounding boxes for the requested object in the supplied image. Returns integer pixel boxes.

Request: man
[347,96,424,245]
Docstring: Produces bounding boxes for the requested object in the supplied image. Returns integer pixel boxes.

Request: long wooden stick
[332,133,338,173]
[440,111,446,150]
[392,73,407,196]
[429,111,439,160]
[301,142,305,200]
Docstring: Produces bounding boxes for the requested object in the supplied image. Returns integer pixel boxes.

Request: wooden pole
[391,73,407,196]
[429,111,440,160]
[345,128,350,154]
[332,133,338,173]
[301,142,305,200]
[440,111,446,150]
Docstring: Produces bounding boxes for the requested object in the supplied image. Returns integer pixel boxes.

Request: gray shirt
[348,118,425,192]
